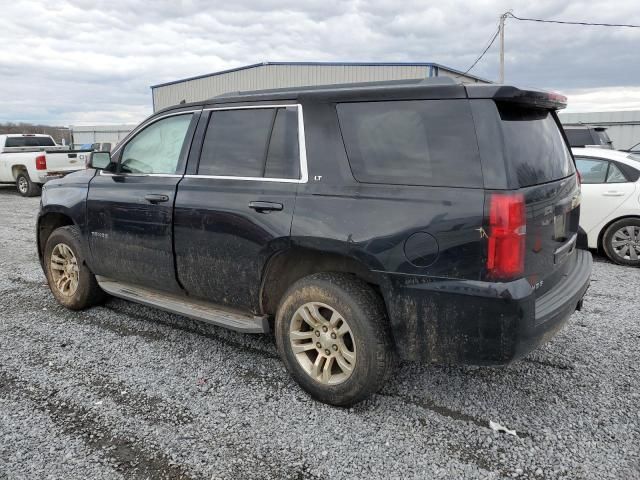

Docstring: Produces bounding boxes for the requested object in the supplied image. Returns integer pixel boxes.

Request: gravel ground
[0,185,638,480]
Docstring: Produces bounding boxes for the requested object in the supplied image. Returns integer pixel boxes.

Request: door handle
[602,191,625,197]
[144,194,170,204]
[249,201,283,212]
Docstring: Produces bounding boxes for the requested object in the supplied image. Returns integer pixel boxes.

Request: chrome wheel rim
[289,302,356,385]
[17,177,28,194]
[611,226,640,261]
[49,243,79,296]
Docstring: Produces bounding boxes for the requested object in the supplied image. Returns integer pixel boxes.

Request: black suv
[38,79,592,406]
[564,125,613,149]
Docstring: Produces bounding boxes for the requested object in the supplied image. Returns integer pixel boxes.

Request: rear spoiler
[466,85,567,110]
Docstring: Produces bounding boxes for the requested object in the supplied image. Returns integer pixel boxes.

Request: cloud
[563,86,640,112]
[1,0,639,124]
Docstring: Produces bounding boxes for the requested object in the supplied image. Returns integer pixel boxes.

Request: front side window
[336,100,483,187]
[575,157,608,183]
[198,107,300,179]
[120,114,193,174]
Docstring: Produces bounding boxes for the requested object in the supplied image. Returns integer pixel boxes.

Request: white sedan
[573,147,640,266]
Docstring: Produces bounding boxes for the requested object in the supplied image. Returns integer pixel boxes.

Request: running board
[96,277,269,334]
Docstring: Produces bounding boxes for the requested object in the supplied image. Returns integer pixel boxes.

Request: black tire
[16,172,41,197]
[602,218,640,267]
[44,226,107,310]
[275,273,395,406]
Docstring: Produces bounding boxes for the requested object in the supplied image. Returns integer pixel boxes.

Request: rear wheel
[602,218,640,267]
[16,172,41,197]
[44,226,106,309]
[275,273,394,406]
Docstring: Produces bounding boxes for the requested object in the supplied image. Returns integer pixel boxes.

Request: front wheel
[16,172,41,197]
[602,219,640,267]
[275,273,394,406]
[44,226,106,309]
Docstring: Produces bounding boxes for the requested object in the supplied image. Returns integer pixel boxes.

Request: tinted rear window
[199,109,274,177]
[337,100,483,187]
[498,104,574,187]
[564,128,594,147]
[5,136,55,147]
[198,107,300,179]
[594,130,612,146]
[265,107,300,179]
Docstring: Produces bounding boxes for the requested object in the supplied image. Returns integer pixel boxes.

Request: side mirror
[88,151,111,170]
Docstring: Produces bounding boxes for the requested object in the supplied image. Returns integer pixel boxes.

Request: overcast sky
[1,0,639,125]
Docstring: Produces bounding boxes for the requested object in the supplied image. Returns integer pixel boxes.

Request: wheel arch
[259,247,387,316]
[37,211,75,265]
[597,214,640,251]
[12,165,28,180]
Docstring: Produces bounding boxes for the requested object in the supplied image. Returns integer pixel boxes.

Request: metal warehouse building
[70,124,135,146]
[560,110,640,150]
[151,61,490,111]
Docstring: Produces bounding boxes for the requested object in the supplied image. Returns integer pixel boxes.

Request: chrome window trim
[98,171,183,178]
[105,104,308,183]
[194,103,308,184]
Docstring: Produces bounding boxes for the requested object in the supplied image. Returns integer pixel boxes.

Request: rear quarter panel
[292,101,485,278]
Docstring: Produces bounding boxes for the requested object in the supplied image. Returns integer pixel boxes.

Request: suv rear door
[173,104,304,312]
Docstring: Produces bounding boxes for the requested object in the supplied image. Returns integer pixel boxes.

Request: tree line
[0,122,72,145]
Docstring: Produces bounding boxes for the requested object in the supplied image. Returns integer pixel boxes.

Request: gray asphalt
[0,185,638,480]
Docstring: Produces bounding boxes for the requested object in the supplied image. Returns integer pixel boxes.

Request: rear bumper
[381,249,593,363]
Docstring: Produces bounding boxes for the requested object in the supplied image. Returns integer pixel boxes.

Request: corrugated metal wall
[560,111,640,150]
[71,125,135,145]
[151,64,484,111]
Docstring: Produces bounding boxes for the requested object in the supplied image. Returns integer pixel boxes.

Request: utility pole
[499,13,506,83]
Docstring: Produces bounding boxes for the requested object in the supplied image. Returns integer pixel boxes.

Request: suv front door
[87,109,200,292]
[174,105,304,312]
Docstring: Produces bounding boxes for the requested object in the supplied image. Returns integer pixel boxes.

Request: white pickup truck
[0,134,88,196]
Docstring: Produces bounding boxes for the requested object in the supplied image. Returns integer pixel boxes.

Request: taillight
[486,193,526,280]
[35,154,47,170]
[576,170,582,186]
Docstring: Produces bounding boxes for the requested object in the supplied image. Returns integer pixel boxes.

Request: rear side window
[199,109,273,177]
[606,163,627,182]
[5,136,55,147]
[198,107,300,179]
[575,158,608,183]
[336,100,483,187]
[497,104,574,187]
[265,107,300,179]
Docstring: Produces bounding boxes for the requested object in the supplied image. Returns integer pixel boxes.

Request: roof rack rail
[208,77,460,100]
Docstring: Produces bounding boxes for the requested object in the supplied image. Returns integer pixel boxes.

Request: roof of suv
[155,78,567,115]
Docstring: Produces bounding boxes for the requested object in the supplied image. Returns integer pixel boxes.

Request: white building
[150,61,490,112]
[70,124,136,148]
[560,111,640,150]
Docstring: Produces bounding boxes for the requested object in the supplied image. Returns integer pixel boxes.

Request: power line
[506,12,640,28]
[459,25,501,76]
